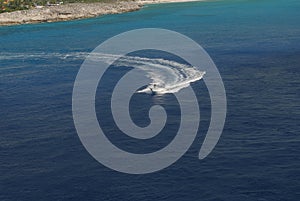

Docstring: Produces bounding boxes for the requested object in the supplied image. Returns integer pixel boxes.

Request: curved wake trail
[90,53,206,94]
[0,52,205,94]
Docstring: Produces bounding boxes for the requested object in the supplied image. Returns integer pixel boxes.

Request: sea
[0,0,300,200]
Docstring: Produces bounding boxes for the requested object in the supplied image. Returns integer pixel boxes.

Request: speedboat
[136,83,163,95]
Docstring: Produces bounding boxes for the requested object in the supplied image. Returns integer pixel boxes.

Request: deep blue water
[1,0,300,200]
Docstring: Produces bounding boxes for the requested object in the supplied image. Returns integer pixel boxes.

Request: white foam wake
[0,52,205,94]
[88,53,206,94]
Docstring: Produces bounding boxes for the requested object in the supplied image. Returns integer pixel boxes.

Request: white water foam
[0,52,205,94]
[89,53,206,94]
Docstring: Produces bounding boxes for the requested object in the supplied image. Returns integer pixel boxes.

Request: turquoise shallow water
[0,0,300,200]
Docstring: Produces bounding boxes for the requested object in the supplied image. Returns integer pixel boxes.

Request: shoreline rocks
[0,0,203,26]
[0,1,142,26]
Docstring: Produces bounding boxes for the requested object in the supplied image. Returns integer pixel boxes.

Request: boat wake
[90,53,206,95]
[0,52,205,94]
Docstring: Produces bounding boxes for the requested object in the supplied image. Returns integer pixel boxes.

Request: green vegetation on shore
[1,0,31,12]
[0,0,118,13]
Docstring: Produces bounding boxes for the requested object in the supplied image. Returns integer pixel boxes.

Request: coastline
[138,0,203,4]
[0,0,204,26]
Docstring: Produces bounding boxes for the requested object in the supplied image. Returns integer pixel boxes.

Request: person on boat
[149,84,157,95]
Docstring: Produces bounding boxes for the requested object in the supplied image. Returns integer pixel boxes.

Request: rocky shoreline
[0,0,202,26]
[0,1,142,26]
